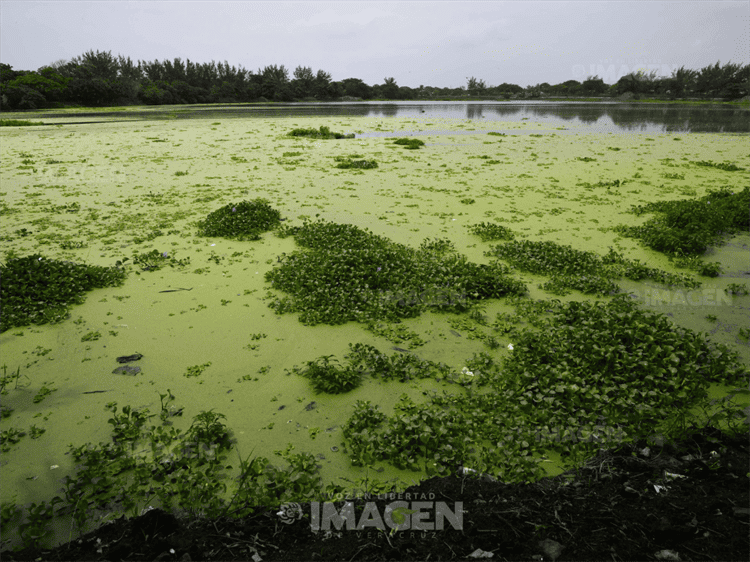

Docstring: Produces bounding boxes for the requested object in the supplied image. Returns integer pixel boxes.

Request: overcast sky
[1,1,747,88]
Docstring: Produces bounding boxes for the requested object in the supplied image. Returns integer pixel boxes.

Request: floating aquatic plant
[287,125,354,139]
[467,222,516,242]
[615,186,749,256]
[265,220,526,325]
[196,198,282,240]
[0,255,126,332]
[334,157,378,169]
[392,138,425,149]
[487,240,699,296]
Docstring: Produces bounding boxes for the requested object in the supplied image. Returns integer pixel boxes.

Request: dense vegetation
[1,50,747,110]
[487,240,701,296]
[341,295,749,476]
[0,255,126,332]
[266,221,526,325]
[196,198,282,241]
[287,125,354,139]
[3,294,746,553]
[615,186,750,256]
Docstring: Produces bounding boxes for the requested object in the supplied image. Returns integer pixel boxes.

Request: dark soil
[3,426,748,562]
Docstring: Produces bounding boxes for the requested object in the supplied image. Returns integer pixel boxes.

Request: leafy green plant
[132,249,190,272]
[1,427,26,452]
[287,125,354,139]
[107,404,151,444]
[0,255,127,332]
[468,222,515,242]
[196,198,282,240]
[17,499,61,550]
[0,120,44,127]
[32,384,56,404]
[334,156,378,169]
[392,138,425,149]
[488,241,699,296]
[692,160,744,172]
[80,330,101,342]
[184,362,211,378]
[615,187,749,256]
[265,220,526,326]
[725,283,749,296]
[292,355,362,394]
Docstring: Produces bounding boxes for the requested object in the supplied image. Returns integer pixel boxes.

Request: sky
[1,1,747,89]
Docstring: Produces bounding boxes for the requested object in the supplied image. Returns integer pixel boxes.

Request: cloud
[289,7,394,29]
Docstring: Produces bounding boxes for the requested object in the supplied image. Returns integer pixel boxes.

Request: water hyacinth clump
[334,156,378,170]
[467,222,516,242]
[392,138,425,150]
[500,296,749,428]
[266,220,526,325]
[287,125,354,139]
[615,186,749,256]
[196,198,282,240]
[487,240,700,296]
[0,255,127,332]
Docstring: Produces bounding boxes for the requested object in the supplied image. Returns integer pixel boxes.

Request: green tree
[381,77,399,99]
[292,66,315,98]
[581,76,607,95]
[466,76,487,96]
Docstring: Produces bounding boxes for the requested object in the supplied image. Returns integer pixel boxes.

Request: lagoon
[1,103,748,548]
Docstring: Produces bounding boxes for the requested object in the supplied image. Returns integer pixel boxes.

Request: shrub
[0,255,127,332]
[196,198,281,240]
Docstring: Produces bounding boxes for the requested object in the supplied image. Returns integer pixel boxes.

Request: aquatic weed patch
[287,125,354,139]
[615,186,750,256]
[266,221,526,325]
[487,240,698,296]
[392,138,425,150]
[340,294,748,481]
[196,198,281,240]
[288,354,362,394]
[333,156,378,169]
[467,222,516,242]
[691,160,745,172]
[0,120,44,127]
[499,296,749,435]
[0,255,126,332]
[0,390,346,551]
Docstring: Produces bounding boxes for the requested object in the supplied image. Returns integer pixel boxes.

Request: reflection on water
[25,101,749,133]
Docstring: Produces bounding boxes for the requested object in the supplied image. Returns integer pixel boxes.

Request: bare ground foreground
[2,426,748,562]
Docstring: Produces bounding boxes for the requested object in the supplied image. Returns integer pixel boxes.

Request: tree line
[1,49,747,110]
